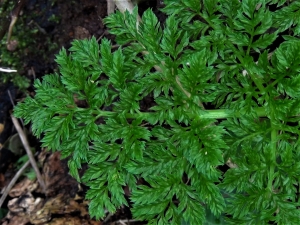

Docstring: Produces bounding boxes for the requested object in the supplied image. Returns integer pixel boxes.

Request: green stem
[246,29,254,56]
[92,107,267,120]
[267,114,277,191]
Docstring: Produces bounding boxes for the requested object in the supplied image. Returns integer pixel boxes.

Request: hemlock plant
[14,0,300,224]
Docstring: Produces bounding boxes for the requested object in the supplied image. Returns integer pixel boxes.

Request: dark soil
[19,0,166,82]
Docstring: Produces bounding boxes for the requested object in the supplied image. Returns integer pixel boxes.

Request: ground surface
[0,0,165,224]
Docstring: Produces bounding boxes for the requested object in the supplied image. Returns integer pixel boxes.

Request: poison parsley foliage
[14,0,300,224]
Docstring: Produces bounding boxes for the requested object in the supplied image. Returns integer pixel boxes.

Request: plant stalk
[267,113,277,192]
[94,107,268,120]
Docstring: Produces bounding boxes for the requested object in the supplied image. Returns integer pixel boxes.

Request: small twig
[118,220,126,225]
[31,66,36,80]
[0,67,17,73]
[96,30,106,42]
[114,0,134,14]
[117,219,139,224]
[7,0,26,44]
[10,115,46,192]
[6,16,18,44]
[7,90,24,127]
[27,20,47,34]
[107,0,116,15]
[7,90,15,107]
[114,0,141,21]
[0,159,30,208]
[103,212,113,223]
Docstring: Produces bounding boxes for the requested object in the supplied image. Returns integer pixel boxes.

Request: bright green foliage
[14,0,300,224]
